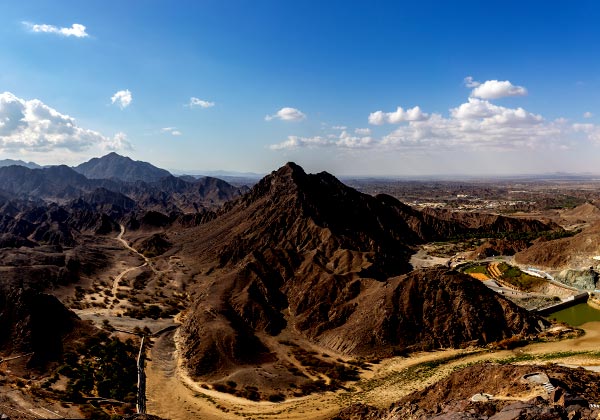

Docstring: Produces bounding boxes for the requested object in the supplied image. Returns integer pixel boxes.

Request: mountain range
[0,155,565,411]
[0,158,42,169]
[0,153,248,214]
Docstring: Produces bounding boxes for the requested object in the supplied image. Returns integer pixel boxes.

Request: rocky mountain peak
[75,153,172,182]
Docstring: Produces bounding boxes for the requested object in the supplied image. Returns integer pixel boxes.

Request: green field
[464,264,489,275]
[497,262,545,291]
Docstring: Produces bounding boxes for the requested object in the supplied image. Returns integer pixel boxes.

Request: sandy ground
[73,225,179,334]
[144,322,600,420]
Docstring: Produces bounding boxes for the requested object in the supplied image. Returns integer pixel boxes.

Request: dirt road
[117,224,157,273]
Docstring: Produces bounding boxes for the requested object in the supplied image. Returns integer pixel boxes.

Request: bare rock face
[555,268,598,290]
[177,163,548,379]
[137,233,172,257]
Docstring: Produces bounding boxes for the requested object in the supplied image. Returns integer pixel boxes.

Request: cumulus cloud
[102,132,132,151]
[469,79,527,99]
[111,90,132,109]
[332,125,347,130]
[0,91,130,153]
[269,130,374,150]
[189,97,215,108]
[450,98,542,125]
[270,86,600,153]
[265,107,306,122]
[23,22,89,38]
[161,127,182,136]
[584,111,593,119]
[368,106,429,125]
[270,136,327,150]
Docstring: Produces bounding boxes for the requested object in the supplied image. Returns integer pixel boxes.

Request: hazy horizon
[1,1,600,176]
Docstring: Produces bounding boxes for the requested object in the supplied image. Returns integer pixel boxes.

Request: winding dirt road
[74,225,175,334]
[116,224,157,273]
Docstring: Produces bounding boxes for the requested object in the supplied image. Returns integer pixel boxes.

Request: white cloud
[332,125,347,130]
[24,22,89,38]
[161,127,182,136]
[189,97,215,108]
[265,107,306,122]
[355,128,371,135]
[0,91,131,153]
[269,130,374,150]
[450,98,542,125]
[271,88,600,153]
[584,111,593,119]
[111,90,132,109]
[368,106,429,125]
[464,76,480,88]
[269,135,327,150]
[102,132,133,151]
[469,79,527,99]
[573,123,600,143]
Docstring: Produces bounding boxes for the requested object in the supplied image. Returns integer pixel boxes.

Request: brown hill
[467,238,530,259]
[515,222,600,269]
[559,201,600,225]
[421,207,560,237]
[173,163,547,388]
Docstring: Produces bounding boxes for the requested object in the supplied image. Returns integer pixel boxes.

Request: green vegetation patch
[39,331,140,418]
[464,264,489,276]
[496,262,546,291]
[57,332,138,403]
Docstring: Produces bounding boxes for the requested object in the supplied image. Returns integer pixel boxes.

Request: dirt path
[74,225,174,333]
[111,263,147,298]
[117,224,157,273]
[145,322,600,420]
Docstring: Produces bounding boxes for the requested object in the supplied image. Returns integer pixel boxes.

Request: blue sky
[1,1,600,175]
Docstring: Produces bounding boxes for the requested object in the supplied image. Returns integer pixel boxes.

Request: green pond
[547,302,600,326]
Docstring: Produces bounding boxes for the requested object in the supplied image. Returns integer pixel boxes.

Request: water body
[548,303,600,326]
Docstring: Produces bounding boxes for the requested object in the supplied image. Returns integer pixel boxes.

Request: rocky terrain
[2,156,597,419]
[171,163,553,393]
[515,221,600,270]
[333,362,600,420]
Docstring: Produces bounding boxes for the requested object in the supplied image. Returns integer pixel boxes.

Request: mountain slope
[75,152,172,182]
[172,163,548,386]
